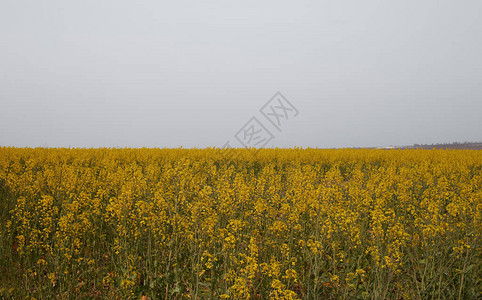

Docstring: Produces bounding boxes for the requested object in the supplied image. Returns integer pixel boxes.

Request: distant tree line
[410,142,482,150]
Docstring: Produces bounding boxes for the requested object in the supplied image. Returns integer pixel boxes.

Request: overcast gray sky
[1,0,481,148]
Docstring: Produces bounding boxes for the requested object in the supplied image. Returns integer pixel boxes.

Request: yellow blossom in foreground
[0,147,480,299]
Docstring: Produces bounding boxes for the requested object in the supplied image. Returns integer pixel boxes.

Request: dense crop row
[0,148,480,299]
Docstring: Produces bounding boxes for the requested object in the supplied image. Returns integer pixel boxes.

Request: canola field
[0,148,480,299]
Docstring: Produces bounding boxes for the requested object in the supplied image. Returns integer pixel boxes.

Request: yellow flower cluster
[0,147,480,299]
